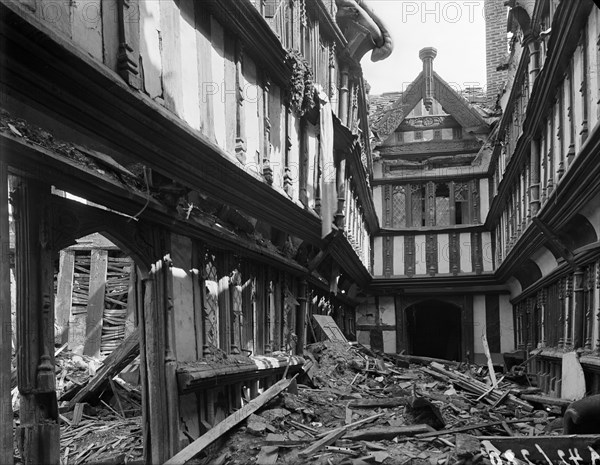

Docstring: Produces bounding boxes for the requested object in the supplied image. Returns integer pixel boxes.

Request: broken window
[435,183,450,226]
[454,182,471,224]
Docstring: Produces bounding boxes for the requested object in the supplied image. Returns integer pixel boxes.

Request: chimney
[485,0,509,107]
[419,47,437,112]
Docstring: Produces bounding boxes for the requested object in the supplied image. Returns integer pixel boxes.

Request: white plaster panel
[580,191,600,239]
[472,295,486,354]
[373,237,383,276]
[482,232,494,272]
[531,246,558,277]
[459,232,472,273]
[171,233,197,362]
[210,17,226,150]
[357,330,370,347]
[373,161,383,178]
[393,236,404,275]
[373,186,383,223]
[437,233,449,274]
[383,331,397,354]
[499,294,515,352]
[414,234,426,275]
[378,296,395,326]
[479,178,489,223]
[506,277,522,299]
[356,297,377,326]
[180,5,200,130]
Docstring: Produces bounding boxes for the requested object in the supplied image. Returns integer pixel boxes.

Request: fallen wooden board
[480,435,600,464]
[68,328,139,407]
[298,427,347,458]
[348,397,407,409]
[164,375,296,464]
[312,315,348,343]
[343,424,434,441]
[417,417,539,438]
[520,394,573,408]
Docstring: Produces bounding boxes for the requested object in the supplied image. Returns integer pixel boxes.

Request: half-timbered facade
[0,0,391,462]
[361,0,600,399]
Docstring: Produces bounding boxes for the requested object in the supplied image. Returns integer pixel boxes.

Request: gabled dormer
[371,48,490,159]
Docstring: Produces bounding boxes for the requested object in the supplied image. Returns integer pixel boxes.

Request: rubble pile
[200,342,572,465]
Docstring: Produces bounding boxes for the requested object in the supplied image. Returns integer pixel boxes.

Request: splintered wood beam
[164,375,297,465]
[68,328,139,407]
[342,424,434,441]
[532,217,575,266]
[55,250,75,346]
[0,162,12,465]
[83,249,108,358]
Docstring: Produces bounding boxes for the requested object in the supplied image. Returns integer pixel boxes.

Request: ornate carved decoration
[404,235,415,277]
[117,0,141,89]
[425,233,437,276]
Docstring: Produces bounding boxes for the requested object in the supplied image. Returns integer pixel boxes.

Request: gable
[371,69,489,147]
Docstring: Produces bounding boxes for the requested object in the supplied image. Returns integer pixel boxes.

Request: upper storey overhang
[335,0,393,63]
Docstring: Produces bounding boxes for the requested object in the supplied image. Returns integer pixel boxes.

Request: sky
[361,0,487,95]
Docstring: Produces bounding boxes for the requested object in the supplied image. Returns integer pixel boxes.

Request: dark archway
[406,299,462,361]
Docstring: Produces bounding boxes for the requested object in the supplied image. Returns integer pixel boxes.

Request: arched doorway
[406,299,462,361]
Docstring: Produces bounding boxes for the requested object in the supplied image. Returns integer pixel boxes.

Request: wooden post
[144,257,169,463]
[84,249,108,358]
[217,253,232,353]
[339,66,349,126]
[55,250,75,345]
[573,267,585,349]
[164,256,180,456]
[295,280,307,355]
[255,266,266,355]
[0,163,13,464]
[13,178,59,464]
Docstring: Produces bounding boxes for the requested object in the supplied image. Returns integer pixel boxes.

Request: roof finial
[419,47,437,112]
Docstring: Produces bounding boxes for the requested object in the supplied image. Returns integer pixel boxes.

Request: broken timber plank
[298,427,347,458]
[348,397,407,409]
[68,328,139,407]
[343,424,435,441]
[480,435,600,464]
[164,375,296,465]
[312,315,348,343]
[83,249,108,358]
[417,417,539,438]
[519,394,572,408]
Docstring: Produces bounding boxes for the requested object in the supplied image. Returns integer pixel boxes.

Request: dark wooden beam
[0,162,12,464]
[13,178,60,464]
[532,217,575,266]
[0,2,323,245]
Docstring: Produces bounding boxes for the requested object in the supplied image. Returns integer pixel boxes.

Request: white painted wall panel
[459,232,472,273]
[482,232,494,272]
[393,236,404,275]
[437,233,449,274]
[499,294,515,352]
[414,234,426,275]
[373,186,383,223]
[473,295,486,354]
[373,237,383,276]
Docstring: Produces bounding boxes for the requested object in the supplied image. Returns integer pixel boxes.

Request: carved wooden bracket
[117,0,141,89]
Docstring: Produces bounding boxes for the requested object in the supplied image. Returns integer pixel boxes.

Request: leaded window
[392,185,406,227]
[389,181,478,228]
[435,183,450,226]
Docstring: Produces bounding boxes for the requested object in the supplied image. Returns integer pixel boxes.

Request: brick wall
[485,0,509,107]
